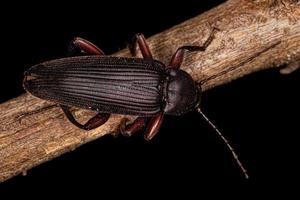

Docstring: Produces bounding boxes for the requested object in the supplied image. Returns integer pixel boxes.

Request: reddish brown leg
[61,105,110,130]
[120,113,164,140]
[119,34,153,136]
[61,38,109,130]
[129,33,153,59]
[144,112,164,141]
[169,46,205,70]
[169,27,218,69]
[70,37,105,55]
[120,117,147,137]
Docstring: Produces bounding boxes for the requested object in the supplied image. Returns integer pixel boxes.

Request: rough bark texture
[0,0,299,182]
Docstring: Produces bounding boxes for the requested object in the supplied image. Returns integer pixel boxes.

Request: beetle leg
[169,46,206,70]
[64,38,108,130]
[144,112,164,141]
[69,37,105,55]
[169,27,218,69]
[129,33,153,59]
[120,117,147,137]
[60,105,110,130]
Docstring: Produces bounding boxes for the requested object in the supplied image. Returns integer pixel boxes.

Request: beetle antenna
[196,107,249,179]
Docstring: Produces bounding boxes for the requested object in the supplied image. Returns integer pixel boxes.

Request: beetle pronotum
[23,29,248,178]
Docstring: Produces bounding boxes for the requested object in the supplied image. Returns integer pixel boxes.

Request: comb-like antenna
[196,107,249,179]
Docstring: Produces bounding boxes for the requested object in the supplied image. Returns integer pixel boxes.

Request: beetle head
[163,69,201,115]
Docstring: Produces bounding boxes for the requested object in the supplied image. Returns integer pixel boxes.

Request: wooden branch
[1,0,299,182]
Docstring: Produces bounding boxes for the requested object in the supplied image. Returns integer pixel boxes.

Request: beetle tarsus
[169,27,218,69]
[169,46,205,69]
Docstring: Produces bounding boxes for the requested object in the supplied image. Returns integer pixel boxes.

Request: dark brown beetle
[23,30,248,178]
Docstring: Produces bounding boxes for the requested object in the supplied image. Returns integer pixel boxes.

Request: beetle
[23,30,248,178]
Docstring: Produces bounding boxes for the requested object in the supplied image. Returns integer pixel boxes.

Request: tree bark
[0,0,299,182]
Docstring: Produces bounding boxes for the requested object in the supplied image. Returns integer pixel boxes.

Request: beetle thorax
[163,69,201,116]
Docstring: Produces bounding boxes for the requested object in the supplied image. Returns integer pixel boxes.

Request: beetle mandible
[23,29,248,178]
